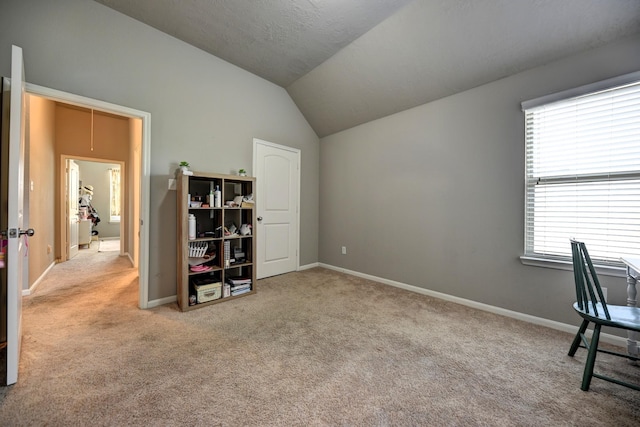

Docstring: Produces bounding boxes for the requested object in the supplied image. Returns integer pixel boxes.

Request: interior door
[67,159,79,259]
[254,139,300,279]
[1,46,28,386]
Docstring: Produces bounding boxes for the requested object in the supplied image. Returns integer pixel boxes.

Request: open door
[67,159,79,259]
[0,45,32,386]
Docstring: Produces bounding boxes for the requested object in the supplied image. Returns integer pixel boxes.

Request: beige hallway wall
[26,95,56,289]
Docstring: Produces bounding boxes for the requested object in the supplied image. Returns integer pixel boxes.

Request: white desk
[620,256,640,357]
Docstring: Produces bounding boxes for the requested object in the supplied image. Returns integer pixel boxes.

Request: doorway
[64,158,125,259]
[24,83,150,308]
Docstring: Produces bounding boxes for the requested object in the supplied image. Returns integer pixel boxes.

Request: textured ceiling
[93,0,413,87]
[94,0,640,138]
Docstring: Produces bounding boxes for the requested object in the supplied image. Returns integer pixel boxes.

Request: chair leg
[568,319,589,357]
[581,323,601,391]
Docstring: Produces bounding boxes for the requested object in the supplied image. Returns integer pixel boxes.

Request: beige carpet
[98,239,120,252]
[0,249,639,425]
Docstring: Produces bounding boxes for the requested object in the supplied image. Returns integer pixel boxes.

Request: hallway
[26,240,137,309]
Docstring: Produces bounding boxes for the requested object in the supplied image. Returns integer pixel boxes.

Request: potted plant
[238,168,247,176]
[179,161,193,175]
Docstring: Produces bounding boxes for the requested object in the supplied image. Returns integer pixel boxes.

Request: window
[109,167,121,223]
[522,72,640,268]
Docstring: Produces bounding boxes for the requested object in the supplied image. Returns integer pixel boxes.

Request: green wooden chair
[568,239,640,391]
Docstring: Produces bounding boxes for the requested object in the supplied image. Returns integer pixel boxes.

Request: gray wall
[319,34,640,326]
[0,0,319,301]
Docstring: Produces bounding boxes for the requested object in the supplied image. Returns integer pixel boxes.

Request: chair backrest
[570,239,611,320]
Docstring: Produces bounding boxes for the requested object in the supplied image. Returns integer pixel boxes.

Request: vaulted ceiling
[94,0,640,137]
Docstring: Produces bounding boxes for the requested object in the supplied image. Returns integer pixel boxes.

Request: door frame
[252,138,301,278]
[26,83,151,309]
[62,156,126,259]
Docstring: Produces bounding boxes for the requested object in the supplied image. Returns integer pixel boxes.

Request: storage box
[194,282,222,303]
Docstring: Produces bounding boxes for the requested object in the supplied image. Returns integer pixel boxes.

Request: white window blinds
[524,78,640,264]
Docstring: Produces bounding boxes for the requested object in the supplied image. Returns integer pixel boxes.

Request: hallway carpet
[98,239,120,252]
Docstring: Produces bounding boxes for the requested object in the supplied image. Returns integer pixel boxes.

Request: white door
[254,139,300,279]
[2,46,28,385]
[67,159,79,259]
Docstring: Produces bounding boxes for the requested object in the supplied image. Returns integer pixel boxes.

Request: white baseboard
[298,262,320,271]
[147,295,177,308]
[23,262,56,296]
[318,263,629,349]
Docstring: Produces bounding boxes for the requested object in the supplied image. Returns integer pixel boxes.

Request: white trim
[24,82,151,309]
[22,261,56,296]
[252,138,301,276]
[318,263,628,349]
[519,256,626,278]
[147,295,177,308]
[253,138,300,154]
[521,70,640,110]
[298,262,320,271]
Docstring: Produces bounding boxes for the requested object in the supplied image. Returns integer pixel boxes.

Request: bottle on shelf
[214,185,221,208]
[188,214,196,240]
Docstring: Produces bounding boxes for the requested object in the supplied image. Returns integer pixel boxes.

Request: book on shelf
[227,277,251,285]
[230,283,251,291]
[231,287,251,296]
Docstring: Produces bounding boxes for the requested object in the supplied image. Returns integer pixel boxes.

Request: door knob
[257,216,263,221]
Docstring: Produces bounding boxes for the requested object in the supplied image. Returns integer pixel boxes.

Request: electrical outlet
[168,178,176,190]
[341,246,347,255]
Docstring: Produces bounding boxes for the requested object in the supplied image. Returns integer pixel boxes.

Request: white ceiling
[94,0,640,137]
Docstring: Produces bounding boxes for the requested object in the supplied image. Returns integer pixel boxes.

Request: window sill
[519,255,626,278]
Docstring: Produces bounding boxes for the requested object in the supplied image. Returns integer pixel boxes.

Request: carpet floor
[0,249,639,425]
[98,239,120,252]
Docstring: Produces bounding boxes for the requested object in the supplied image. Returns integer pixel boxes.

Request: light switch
[168,178,176,190]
